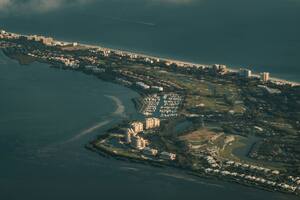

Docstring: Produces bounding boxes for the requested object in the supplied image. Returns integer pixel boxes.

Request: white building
[136,82,150,90]
[239,68,252,78]
[151,86,164,92]
[130,121,144,133]
[145,117,160,129]
[131,136,147,150]
[261,72,270,82]
[125,128,135,143]
[212,64,227,74]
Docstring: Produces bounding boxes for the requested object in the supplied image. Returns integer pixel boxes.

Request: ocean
[0,0,299,199]
[0,51,297,200]
[1,0,299,81]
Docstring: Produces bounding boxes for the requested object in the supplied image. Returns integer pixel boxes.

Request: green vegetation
[1,34,300,195]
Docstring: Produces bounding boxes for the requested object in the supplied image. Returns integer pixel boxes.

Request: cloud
[0,0,94,14]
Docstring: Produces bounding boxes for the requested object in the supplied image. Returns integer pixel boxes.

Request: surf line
[64,95,126,143]
[104,95,126,117]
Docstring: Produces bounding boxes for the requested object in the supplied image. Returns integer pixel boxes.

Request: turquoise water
[0,52,298,200]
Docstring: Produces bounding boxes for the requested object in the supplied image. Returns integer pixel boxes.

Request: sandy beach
[10,31,300,86]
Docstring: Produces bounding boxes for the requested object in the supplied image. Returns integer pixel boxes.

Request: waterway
[0,52,298,200]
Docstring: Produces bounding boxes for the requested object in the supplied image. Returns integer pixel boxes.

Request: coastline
[71,42,300,86]
[1,30,300,196]
[8,31,300,86]
[85,140,298,197]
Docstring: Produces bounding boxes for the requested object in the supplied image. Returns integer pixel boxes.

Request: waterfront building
[239,68,252,78]
[130,121,144,133]
[212,64,227,74]
[151,86,164,92]
[140,138,148,149]
[125,128,135,143]
[143,147,158,156]
[131,136,147,150]
[261,72,270,82]
[145,117,160,129]
[131,136,142,149]
[136,82,150,90]
[145,57,154,64]
[27,35,39,41]
[27,35,53,45]
[0,30,5,38]
[160,151,176,160]
[41,37,54,46]
[52,41,64,46]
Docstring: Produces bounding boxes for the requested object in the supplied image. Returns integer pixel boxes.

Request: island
[1,29,300,196]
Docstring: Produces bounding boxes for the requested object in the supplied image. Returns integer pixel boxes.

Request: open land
[1,30,300,196]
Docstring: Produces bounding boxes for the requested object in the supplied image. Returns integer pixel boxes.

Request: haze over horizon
[0,0,199,15]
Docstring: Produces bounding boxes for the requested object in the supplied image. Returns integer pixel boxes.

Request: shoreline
[5,30,300,86]
[85,140,298,197]
[1,30,299,196]
[71,42,300,86]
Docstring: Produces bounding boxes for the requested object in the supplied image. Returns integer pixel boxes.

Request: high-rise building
[261,72,270,82]
[145,118,160,129]
[125,128,135,143]
[130,121,143,133]
[239,68,252,78]
[130,136,148,150]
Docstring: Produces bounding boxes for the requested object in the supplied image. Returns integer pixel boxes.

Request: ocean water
[0,1,300,199]
[1,0,300,81]
[0,51,298,200]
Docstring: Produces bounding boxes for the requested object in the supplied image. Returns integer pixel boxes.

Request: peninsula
[1,29,300,196]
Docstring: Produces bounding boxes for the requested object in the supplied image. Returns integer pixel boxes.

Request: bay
[0,51,297,200]
[0,0,300,199]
